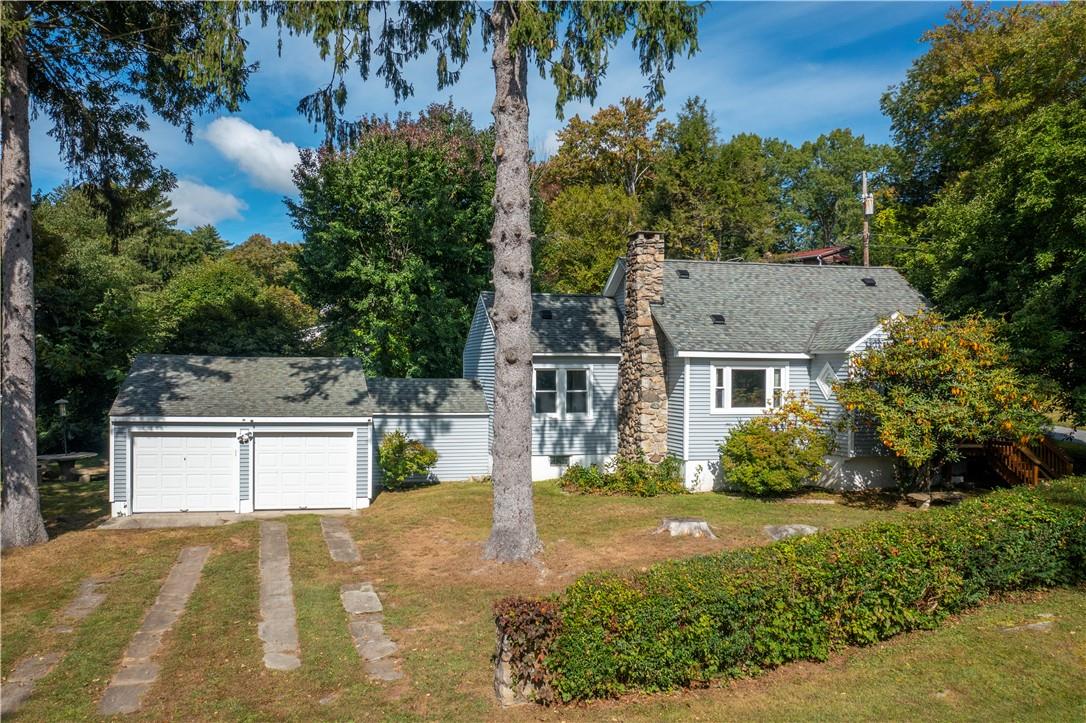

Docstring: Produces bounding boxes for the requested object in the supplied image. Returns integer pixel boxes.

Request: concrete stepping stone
[1,652,63,715]
[1,575,113,715]
[321,517,361,563]
[338,582,402,681]
[259,522,301,671]
[98,546,211,716]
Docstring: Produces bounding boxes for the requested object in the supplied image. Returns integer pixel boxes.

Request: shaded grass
[38,474,110,537]
[2,480,1083,720]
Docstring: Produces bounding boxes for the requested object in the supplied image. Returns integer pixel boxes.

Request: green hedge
[495,478,1086,703]
[558,456,686,497]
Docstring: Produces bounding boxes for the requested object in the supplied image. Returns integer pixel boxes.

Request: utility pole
[861,171,874,267]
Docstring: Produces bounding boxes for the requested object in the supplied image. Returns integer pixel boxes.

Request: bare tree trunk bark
[483,2,540,562]
[2,3,49,549]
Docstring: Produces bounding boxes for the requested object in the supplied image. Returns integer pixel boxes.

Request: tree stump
[654,518,717,539]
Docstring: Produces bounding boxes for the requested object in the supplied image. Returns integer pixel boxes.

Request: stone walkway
[98,546,211,716]
[321,517,360,563]
[340,583,402,681]
[321,518,402,681]
[259,521,301,671]
[1,577,111,715]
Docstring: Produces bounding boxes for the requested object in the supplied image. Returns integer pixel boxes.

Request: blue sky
[30,1,960,245]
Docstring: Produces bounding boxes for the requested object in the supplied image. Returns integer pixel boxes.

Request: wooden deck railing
[985,436,1073,487]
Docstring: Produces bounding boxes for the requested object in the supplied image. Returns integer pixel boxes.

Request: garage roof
[110,355,372,418]
[110,355,489,419]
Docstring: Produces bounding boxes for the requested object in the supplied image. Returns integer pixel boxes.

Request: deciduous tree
[542,97,662,198]
[883,2,1086,423]
[835,312,1053,490]
[289,104,494,377]
[536,184,638,294]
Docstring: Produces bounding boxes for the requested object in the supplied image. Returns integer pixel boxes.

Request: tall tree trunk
[2,3,48,549]
[483,3,541,562]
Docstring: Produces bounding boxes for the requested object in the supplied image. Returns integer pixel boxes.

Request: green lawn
[2,479,1083,721]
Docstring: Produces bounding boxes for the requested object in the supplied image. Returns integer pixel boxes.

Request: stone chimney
[617,231,668,462]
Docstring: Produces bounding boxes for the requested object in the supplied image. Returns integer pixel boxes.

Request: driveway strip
[98,546,211,716]
[1,577,111,715]
[258,521,301,671]
[321,517,360,563]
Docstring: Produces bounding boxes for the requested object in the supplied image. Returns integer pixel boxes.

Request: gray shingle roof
[650,261,926,353]
[110,355,371,418]
[111,356,489,418]
[481,292,621,355]
[365,377,488,414]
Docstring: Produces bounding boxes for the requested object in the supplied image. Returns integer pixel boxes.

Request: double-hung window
[534,369,558,414]
[565,369,589,415]
[712,366,787,413]
[534,367,591,418]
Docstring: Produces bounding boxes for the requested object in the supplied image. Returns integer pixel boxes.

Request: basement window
[549,455,570,467]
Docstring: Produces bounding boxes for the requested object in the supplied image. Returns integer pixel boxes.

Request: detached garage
[109,355,490,517]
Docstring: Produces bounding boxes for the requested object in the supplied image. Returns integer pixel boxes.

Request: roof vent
[539,309,554,320]
[676,269,690,279]
[710,313,726,325]
[861,277,877,287]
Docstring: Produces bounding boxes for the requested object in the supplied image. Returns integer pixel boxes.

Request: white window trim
[533,364,594,420]
[816,362,838,399]
[710,364,788,415]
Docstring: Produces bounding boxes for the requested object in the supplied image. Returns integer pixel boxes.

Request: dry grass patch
[4,478,1083,721]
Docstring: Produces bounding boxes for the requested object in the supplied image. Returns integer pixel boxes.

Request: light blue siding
[684,359,807,460]
[462,296,495,449]
[810,354,850,454]
[809,353,884,457]
[531,357,619,457]
[356,426,370,497]
[665,342,684,458]
[112,428,127,502]
[239,434,250,501]
[372,415,490,488]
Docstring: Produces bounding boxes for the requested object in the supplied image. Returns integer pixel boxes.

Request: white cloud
[204,117,301,194]
[167,179,247,228]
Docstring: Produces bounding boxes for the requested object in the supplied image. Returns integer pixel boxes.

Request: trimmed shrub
[377,430,438,491]
[494,478,1086,703]
[720,392,832,495]
[559,455,686,497]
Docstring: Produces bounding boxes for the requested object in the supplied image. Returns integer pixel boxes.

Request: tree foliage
[769,129,895,250]
[542,97,662,197]
[5,1,253,225]
[290,104,494,378]
[649,98,781,259]
[536,184,638,294]
[152,258,316,357]
[227,233,299,287]
[883,3,1086,423]
[835,313,1053,486]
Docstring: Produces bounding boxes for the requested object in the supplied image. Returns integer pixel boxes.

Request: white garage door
[254,432,354,510]
[132,433,237,513]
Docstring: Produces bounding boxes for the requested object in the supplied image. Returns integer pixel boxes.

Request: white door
[131,433,237,512]
[254,432,354,510]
